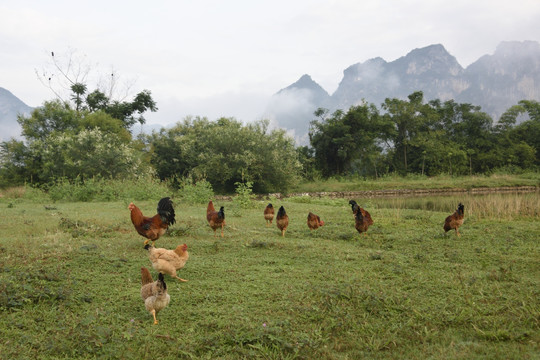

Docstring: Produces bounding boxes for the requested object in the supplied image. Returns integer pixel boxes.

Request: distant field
[0,193,538,359]
[293,172,540,193]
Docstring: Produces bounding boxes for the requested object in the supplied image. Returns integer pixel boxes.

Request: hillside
[0,87,33,140]
[266,41,540,144]
[264,74,330,143]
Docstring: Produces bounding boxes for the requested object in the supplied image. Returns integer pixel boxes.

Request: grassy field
[0,193,538,359]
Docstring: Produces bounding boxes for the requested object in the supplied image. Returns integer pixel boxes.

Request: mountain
[457,41,540,117]
[264,74,330,144]
[332,44,466,110]
[267,41,540,144]
[0,87,33,140]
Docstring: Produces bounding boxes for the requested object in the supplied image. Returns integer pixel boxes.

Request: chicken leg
[143,239,157,247]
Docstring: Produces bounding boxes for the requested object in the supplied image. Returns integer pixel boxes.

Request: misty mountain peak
[494,40,540,58]
[399,44,463,76]
[407,43,448,57]
[468,40,540,72]
[279,74,329,97]
[343,57,387,77]
[0,87,33,140]
[266,74,331,144]
[296,74,315,85]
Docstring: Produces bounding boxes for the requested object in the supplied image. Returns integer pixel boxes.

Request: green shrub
[177,178,214,204]
[233,181,254,209]
[35,176,172,202]
[107,176,172,201]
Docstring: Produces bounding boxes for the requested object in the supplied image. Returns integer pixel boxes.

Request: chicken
[145,244,189,282]
[264,203,275,226]
[444,203,465,236]
[350,200,373,235]
[140,267,170,325]
[349,200,360,217]
[129,197,176,247]
[307,212,324,231]
[276,206,289,237]
[207,201,225,237]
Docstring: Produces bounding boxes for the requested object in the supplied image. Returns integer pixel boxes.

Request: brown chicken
[140,267,170,325]
[444,203,465,236]
[307,212,324,231]
[350,200,373,235]
[264,203,275,226]
[145,244,189,282]
[207,201,225,237]
[276,206,289,237]
[129,197,176,246]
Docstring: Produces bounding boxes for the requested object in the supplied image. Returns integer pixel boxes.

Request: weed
[233,181,255,209]
[245,239,276,248]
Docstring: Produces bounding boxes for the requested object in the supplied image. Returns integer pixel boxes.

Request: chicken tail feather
[218,206,225,220]
[207,201,216,214]
[141,267,153,285]
[158,273,167,291]
[157,197,176,225]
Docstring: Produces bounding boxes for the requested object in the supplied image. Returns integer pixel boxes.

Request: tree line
[306,92,539,179]
[1,84,538,193]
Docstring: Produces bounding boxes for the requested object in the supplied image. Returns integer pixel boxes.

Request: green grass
[0,195,538,359]
[294,172,540,193]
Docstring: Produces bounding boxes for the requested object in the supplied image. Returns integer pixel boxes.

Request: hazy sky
[1,0,539,129]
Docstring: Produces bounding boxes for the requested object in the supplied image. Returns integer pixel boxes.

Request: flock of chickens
[128,197,465,324]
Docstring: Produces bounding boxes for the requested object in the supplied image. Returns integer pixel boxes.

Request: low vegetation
[0,191,538,359]
[295,172,540,193]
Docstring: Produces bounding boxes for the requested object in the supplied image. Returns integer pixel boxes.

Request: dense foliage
[0,97,150,187]
[0,83,538,193]
[309,93,539,178]
[309,103,391,177]
[147,117,301,193]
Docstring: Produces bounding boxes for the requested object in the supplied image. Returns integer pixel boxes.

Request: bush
[36,176,172,202]
[148,118,302,193]
[177,178,214,204]
[233,181,254,209]
[109,176,172,201]
[46,177,92,202]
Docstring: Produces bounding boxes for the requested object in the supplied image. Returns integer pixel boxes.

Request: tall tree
[382,91,427,174]
[309,103,390,177]
[36,49,157,129]
[309,109,351,176]
[0,50,158,186]
[499,100,540,167]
